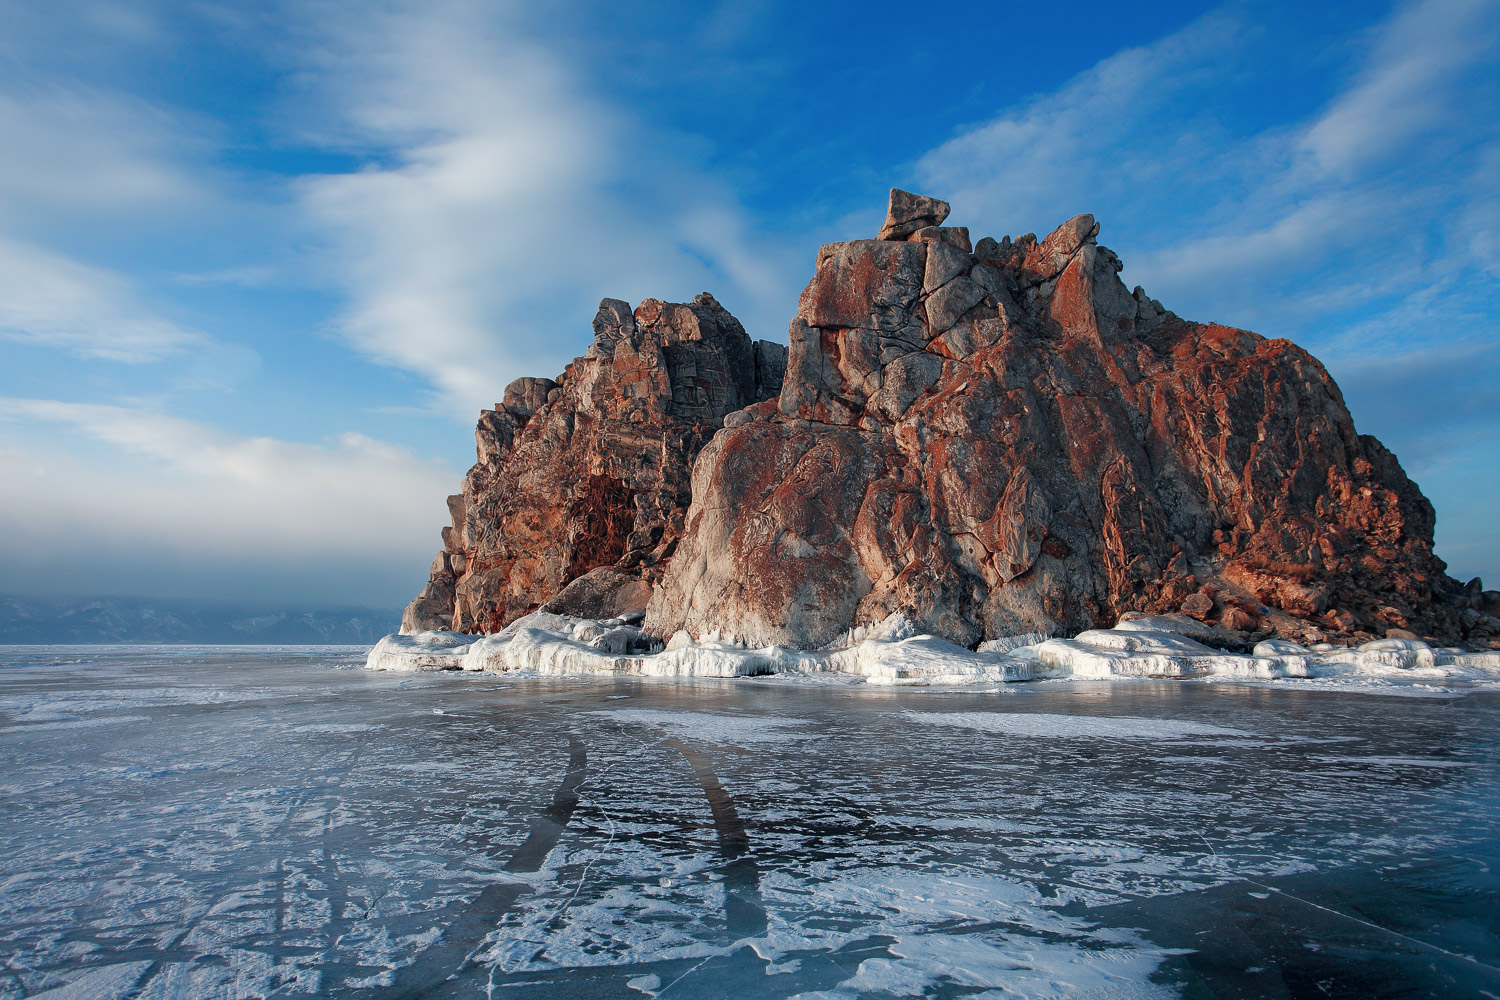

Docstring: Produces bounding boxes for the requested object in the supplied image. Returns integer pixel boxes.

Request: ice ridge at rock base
[366,609,1500,690]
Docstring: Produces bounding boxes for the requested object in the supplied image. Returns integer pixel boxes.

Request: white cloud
[915,0,1500,346]
[0,398,455,603]
[1302,0,1500,175]
[289,0,800,419]
[0,234,205,362]
[0,82,208,223]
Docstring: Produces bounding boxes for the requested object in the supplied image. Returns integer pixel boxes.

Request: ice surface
[364,630,474,671]
[26,961,152,1000]
[369,614,1500,693]
[4,645,1498,998]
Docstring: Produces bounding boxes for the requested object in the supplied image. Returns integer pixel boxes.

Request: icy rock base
[365,613,1500,688]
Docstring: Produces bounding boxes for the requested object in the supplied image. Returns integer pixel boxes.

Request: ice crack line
[374,734,588,1000]
[1196,831,1500,975]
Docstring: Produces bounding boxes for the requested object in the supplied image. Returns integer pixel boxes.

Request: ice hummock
[366,612,1500,690]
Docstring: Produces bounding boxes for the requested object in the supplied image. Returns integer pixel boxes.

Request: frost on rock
[364,612,1500,690]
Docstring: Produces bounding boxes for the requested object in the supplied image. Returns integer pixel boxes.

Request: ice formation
[365,612,1500,690]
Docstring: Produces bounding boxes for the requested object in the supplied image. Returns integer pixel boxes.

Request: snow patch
[589,708,812,745]
[908,711,1254,741]
[28,962,152,1000]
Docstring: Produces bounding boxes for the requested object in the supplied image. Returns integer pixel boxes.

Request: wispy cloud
[0,81,209,224]
[915,0,1500,351]
[0,52,248,369]
[173,265,278,288]
[287,0,799,418]
[1301,0,1498,175]
[914,10,1248,241]
[0,235,205,362]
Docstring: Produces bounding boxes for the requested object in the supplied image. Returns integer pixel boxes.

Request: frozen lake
[1,647,1498,998]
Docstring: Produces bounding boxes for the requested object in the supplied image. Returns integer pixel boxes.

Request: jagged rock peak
[644,191,1487,651]
[401,294,785,635]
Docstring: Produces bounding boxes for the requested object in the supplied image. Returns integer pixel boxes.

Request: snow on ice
[367,612,1500,691]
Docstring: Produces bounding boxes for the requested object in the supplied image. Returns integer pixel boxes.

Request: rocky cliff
[403,293,785,633]
[407,190,1496,650]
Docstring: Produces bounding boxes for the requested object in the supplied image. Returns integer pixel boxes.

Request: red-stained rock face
[401,293,785,634]
[642,190,1484,649]
[407,188,1491,651]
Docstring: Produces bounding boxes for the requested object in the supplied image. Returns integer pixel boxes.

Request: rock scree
[406,188,1496,651]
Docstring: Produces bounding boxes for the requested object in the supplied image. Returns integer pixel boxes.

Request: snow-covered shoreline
[365,612,1500,690]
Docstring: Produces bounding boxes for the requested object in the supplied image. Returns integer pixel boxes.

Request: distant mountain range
[0,595,400,644]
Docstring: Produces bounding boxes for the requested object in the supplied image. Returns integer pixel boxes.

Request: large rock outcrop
[643,190,1483,649]
[403,293,785,634]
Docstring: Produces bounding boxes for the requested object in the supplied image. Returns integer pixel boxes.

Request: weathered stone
[869,351,943,421]
[645,194,1473,650]
[1220,607,1257,632]
[1278,583,1330,618]
[405,189,1473,652]
[1030,213,1098,277]
[753,339,788,397]
[925,276,986,334]
[401,295,776,634]
[908,226,972,252]
[923,241,972,295]
[1180,592,1214,621]
[501,377,556,418]
[538,566,652,619]
[878,188,951,241]
[800,240,927,331]
[934,315,1004,360]
[587,298,635,358]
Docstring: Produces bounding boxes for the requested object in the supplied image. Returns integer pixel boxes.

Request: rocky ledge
[403,189,1500,654]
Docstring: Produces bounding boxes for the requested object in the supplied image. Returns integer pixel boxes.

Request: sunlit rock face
[406,189,1494,651]
[402,293,786,634]
[644,189,1485,650]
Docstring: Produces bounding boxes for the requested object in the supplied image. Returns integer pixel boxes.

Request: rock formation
[406,189,1494,651]
[402,293,785,633]
[642,191,1489,650]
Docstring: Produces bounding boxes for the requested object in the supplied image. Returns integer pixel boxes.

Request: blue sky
[0,0,1496,609]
